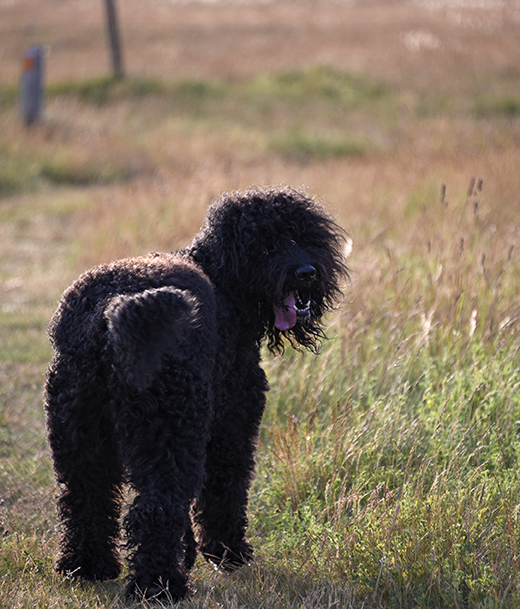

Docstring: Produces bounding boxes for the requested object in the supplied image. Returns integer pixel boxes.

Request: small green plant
[473,95,520,117]
[48,75,167,105]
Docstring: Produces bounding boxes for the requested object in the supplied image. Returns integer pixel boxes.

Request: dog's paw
[125,573,190,602]
[56,552,121,581]
[202,540,254,572]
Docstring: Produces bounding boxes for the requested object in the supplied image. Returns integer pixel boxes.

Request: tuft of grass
[0,84,18,108]
[245,65,388,107]
[269,129,371,162]
[48,75,167,105]
[38,159,127,187]
[473,95,520,117]
[0,146,129,200]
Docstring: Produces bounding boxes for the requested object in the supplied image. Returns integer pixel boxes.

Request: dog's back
[49,254,215,380]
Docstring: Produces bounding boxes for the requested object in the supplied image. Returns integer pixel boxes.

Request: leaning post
[104,0,125,79]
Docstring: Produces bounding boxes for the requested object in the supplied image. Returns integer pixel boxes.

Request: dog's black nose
[295,265,317,283]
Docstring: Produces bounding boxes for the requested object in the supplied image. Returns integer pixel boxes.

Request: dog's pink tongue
[274,293,297,330]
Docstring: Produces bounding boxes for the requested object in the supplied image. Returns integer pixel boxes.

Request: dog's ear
[190,211,261,289]
[105,287,200,391]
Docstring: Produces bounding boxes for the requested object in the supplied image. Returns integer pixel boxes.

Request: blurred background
[2,1,520,257]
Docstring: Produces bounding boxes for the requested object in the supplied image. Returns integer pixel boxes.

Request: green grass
[0,148,129,197]
[473,95,520,118]
[256,336,520,606]
[0,83,17,107]
[8,66,517,200]
[269,129,371,162]
[1,66,520,607]
[48,75,167,105]
[252,182,520,607]
[42,66,386,111]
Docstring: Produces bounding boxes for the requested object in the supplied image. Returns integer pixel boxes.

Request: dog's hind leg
[45,358,124,581]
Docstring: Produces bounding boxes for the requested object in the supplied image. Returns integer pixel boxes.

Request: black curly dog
[44,187,348,600]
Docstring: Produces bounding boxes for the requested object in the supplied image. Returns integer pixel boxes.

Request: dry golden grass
[4,0,520,89]
[2,1,520,270]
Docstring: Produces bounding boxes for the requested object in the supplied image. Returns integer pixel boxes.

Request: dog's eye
[290,240,297,247]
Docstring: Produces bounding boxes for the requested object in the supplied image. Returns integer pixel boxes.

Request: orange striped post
[20,46,44,126]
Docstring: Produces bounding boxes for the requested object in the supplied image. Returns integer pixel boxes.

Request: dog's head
[189,187,350,352]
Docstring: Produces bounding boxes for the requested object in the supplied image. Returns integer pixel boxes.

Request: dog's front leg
[193,354,268,571]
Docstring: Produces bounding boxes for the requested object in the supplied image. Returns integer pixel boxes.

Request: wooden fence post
[104,0,124,79]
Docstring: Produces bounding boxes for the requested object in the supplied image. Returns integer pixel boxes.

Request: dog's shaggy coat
[44,187,349,600]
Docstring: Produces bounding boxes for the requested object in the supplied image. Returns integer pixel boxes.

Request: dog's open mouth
[273,291,312,331]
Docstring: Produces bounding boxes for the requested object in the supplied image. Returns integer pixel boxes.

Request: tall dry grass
[254,178,520,607]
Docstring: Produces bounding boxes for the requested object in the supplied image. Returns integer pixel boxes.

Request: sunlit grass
[255,178,520,601]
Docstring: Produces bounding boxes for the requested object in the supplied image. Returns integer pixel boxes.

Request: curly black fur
[44,187,349,601]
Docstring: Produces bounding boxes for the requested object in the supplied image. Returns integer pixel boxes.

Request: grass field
[2,0,520,607]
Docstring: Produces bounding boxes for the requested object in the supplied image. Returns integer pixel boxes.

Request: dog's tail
[104,286,200,391]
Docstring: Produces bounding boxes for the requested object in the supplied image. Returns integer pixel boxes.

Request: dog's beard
[267,315,325,354]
